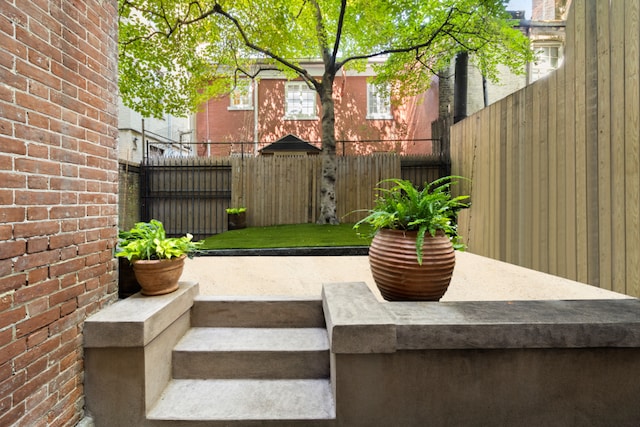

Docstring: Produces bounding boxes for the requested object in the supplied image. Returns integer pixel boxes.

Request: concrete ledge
[390,299,640,350]
[322,282,396,353]
[322,282,640,352]
[84,281,199,347]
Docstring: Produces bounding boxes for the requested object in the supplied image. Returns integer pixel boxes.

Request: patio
[181,251,632,301]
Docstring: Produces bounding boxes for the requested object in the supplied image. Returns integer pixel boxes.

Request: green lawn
[200,223,373,250]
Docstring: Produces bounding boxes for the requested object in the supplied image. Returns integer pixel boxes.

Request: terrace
[84,252,640,426]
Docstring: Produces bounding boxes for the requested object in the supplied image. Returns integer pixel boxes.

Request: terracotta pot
[132,255,186,296]
[228,212,247,230]
[369,229,455,301]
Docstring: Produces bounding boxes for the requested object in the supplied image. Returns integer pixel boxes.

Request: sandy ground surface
[182,251,633,301]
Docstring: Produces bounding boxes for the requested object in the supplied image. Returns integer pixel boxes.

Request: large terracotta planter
[131,255,186,296]
[369,229,455,301]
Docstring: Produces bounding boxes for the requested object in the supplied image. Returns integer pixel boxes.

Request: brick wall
[0,1,119,426]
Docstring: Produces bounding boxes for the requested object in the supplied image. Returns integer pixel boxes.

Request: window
[229,80,253,110]
[367,83,392,119]
[530,44,562,82]
[285,82,317,119]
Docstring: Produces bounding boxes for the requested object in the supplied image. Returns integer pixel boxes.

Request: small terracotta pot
[132,255,186,296]
[369,229,455,301]
[228,212,247,230]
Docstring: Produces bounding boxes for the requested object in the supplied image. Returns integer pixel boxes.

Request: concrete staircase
[146,296,336,426]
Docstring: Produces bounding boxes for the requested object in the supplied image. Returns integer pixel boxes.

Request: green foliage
[226,207,247,214]
[354,176,470,264]
[118,0,534,118]
[116,219,202,261]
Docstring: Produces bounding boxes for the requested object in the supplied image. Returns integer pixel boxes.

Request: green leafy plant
[116,219,202,261]
[226,207,247,215]
[354,176,470,264]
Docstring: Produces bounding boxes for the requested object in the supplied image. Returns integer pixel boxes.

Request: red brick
[26,206,48,221]
[15,307,60,338]
[14,335,59,371]
[27,237,48,254]
[26,357,48,381]
[27,175,48,189]
[27,267,49,285]
[50,148,84,167]
[0,337,27,366]
[26,297,49,317]
[0,189,12,205]
[0,402,26,427]
[0,305,26,329]
[26,329,48,349]
[16,57,62,91]
[14,279,59,305]
[59,299,76,316]
[13,364,59,404]
[0,225,11,241]
[14,251,60,272]
[15,190,61,206]
[79,166,107,181]
[50,205,85,220]
[0,239,26,258]
[60,163,78,178]
[0,171,27,189]
[0,207,25,223]
[13,221,60,238]
[0,273,27,294]
[0,135,27,154]
[60,246,78,261]
[60,191,79,204]
[14,157,60,176]
[49,284,83,306]
[79,217,107,230]
[48,257,85,278]
[0,294,12,312]
[0,329,12,348]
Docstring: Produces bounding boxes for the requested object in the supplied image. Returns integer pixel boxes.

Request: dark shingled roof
[259,134,321,154]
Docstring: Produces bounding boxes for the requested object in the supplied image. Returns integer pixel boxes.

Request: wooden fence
[231,154,448,226]
[140,154,447,238]
[451,0,640,298]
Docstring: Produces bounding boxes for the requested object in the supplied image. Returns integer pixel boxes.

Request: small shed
[259,134,321,156]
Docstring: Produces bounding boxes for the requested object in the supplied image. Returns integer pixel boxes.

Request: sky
[507,0,532,19]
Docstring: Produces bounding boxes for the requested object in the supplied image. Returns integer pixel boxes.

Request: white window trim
[284,82,318,120]
[366,83,392,120]
[530,42,563,83]
[228,80,254,111]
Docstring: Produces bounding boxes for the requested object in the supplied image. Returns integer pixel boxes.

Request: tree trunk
[316,73,339,224]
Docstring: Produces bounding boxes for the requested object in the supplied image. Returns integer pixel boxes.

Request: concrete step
[147,379,336,425]
[173,327,330,379]
[191,296,325,328]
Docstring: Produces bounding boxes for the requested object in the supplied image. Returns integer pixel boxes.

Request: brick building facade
[195,62,440,157]
[0,1,119,425]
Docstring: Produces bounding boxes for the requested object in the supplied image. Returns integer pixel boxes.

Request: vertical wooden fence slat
[547,72,558,276]
[596,0,612,289]
[610,1,627,294]
[625,0,640,298]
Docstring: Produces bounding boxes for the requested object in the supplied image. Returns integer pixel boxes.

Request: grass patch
[200,223,373,250]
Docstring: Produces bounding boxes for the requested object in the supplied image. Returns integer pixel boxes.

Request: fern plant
[116,219,201,261]
[354,176,470,264]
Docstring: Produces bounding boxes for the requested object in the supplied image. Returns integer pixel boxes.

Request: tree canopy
[119,0,533,223]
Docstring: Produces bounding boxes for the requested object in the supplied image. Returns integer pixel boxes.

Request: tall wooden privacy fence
[141,154,447,239]
[451,0,640,298]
